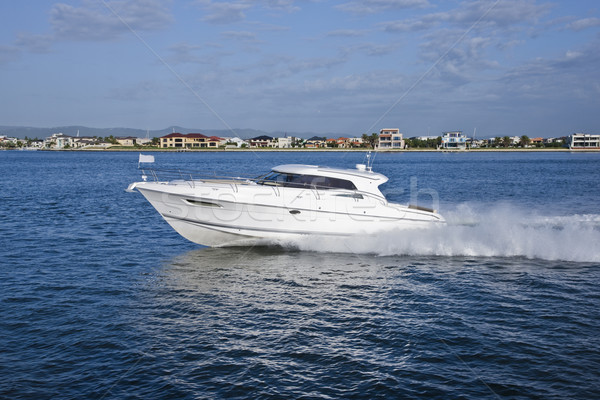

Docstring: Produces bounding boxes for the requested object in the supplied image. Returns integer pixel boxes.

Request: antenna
[356,150,374,172]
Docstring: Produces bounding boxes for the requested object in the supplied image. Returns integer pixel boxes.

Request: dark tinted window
[258,173,356,190]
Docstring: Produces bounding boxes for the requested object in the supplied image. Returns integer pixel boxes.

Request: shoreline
[19,147,599,153]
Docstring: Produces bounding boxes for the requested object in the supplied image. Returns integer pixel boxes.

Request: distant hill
[0,126,349,140]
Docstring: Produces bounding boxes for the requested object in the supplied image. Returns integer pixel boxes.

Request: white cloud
[15,33,53,54]
[166,42,211,64]
[430,0,551,28]
[262,0,300,13]
[326,29,369,37]
[381,18,437,32]
[50,0,173,41]
[565,17,600,31]
[221,30,259,41]
[196,0,299,24]
[197,1,252,24]
[336,0,430,15]
[341,42,402,57]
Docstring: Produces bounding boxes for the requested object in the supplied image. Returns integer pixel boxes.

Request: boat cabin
[259,164,388,198]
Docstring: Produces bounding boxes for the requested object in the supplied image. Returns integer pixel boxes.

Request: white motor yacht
[127,164,445,247]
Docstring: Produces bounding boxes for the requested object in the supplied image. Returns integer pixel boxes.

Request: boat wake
[275,203,600,263]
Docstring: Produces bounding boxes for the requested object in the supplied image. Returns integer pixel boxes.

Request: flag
[138,153,154,163]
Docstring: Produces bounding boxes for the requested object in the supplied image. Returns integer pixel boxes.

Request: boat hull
[133,180,444,247]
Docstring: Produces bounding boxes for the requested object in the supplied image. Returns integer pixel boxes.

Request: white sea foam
[279,203,600,263]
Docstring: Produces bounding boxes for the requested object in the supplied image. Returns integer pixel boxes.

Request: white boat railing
[140,168,252,191]
[138,168,387,203]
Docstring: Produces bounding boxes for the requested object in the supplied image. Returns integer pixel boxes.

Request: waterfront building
[441,131,467,150]
[276,136,302,148]
[349,137,363,147]
[567,133,600,149]
[72,136,100,148]
[305,136,327,148]
[0,136,19,147]
[160,132,222,148]
[468,138,484,148]
[221,137,247,148]
[277,137,292,148]
[116,136,138,146]
[377,129,405,149]
[544,137,560,144]
[44,133,71,149]
[510,136,521,145]
[249,135,276,148]
[530,137,544,146]
[325,138,337,147]
[336,137,351,148]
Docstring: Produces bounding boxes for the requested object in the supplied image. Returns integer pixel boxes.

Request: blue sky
[1,0,599,138]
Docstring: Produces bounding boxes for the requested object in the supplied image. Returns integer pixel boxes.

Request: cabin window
[258,172,356,190]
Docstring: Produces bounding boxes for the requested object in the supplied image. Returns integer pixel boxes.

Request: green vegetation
[361,133,378,148]
[405,137,442,149]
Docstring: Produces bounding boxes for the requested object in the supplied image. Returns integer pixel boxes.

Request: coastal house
[530,137,544,146]
[160,133,223,148]
[208,136,225,147]
[116,137,138,146]
[441,131,467,150]
[336,137,351,148]
[276,136,301,148]
[249,135,276,148]
[567,133,600,149]
[71,136,100,148]
[0,136,19,147]
[509,136,521,146]
[304,136,327,148]
[468,138,485,148]
[221,137,248,148]
[544,137,561,144]
[326,138,338,147]
[27,139,45,149]
[43,133,109,149]
[349,137,363,148]
[136,137,152,146]
[44,133,71,149]
[377,129,405,149]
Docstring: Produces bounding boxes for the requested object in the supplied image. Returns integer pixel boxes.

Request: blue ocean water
[1,150,599,399]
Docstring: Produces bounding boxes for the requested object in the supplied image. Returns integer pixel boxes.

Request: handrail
[137,167,386,203]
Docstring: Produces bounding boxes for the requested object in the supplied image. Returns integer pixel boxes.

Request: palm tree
[362,133,378,148]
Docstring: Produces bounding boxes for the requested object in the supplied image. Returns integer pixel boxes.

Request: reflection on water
[125,247,600,399]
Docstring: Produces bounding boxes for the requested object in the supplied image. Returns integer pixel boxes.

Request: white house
[44,133,71,149]
[441,131,467,150]
[567,133,600,149]
[221,137,248,148]
[377,128,405,149]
